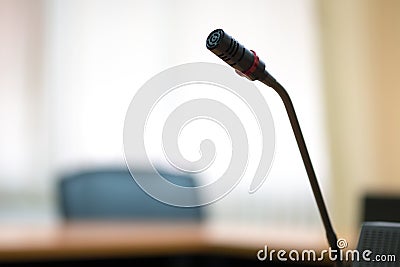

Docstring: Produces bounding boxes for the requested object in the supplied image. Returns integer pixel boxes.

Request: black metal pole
[262,77,343,267]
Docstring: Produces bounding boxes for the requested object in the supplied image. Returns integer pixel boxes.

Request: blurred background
[0,0,399,263]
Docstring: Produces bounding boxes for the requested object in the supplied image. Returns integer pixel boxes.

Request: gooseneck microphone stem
[207,29,342,267]
[264,78,342,266]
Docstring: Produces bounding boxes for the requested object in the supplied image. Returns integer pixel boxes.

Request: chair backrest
[363,195,400,223]
[58,167,203,221]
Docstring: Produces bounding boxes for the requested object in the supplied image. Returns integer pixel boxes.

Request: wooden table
[0,221,354,264]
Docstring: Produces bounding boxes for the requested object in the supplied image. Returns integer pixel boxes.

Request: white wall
[0,0,328,227]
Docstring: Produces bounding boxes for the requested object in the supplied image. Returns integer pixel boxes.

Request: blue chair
[58,167,203,221]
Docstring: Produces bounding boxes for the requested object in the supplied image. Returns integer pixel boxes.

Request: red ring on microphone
[243,50,259,76]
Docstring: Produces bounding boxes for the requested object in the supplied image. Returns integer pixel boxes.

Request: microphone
[206,29,275,86]
[206,29,343,267]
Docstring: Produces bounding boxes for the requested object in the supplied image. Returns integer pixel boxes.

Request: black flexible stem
[262,76,343,267]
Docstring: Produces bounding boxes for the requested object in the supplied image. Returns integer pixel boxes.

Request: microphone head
[206,29,266,81]
[206,29,225,50]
